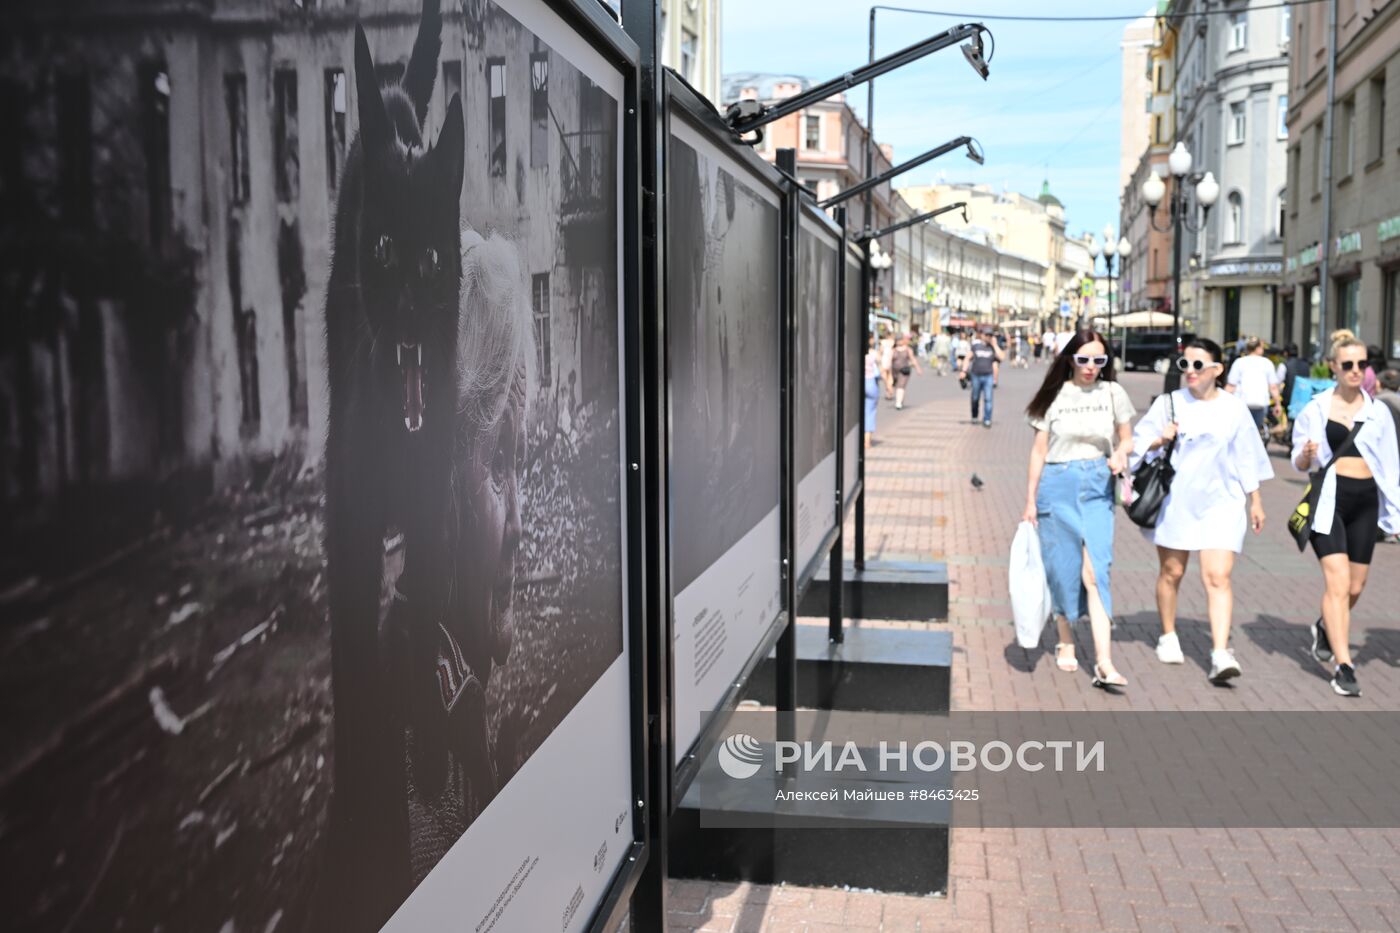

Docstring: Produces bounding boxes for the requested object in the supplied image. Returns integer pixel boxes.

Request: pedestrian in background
[1363,344,1384,398]
[891,335,921,410]
[932,328,952,376]
[879,330,896,400]
[960,328,1003,428]
[1226,336,1282,434]
[1022,330,1135,687]
[1291,338,1400,697]
[1134,338,1273,684]
[864,334,882,449]
[1377,369,1400,437]
[1042,328,1055,363]
[1012,329,1029,369]
[951,328,967,375]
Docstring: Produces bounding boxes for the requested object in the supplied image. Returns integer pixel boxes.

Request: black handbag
[1125,393,1175,528]
[1287,421,1363,551]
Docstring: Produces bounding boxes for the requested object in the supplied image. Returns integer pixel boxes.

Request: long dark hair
[1026,329,1115,420]
[1184,336,1228,388]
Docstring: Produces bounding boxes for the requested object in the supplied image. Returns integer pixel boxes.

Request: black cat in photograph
[319,0,466,923]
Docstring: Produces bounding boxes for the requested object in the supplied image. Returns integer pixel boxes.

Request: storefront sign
[1379,215,1400,243]
[1335,231,1362,256]
[1210,260,1283,277]
[1292,242,1320,269]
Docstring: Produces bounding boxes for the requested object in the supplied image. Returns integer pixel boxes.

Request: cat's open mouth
[398,342,425,432]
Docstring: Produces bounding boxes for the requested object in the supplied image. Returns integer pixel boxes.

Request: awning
[1109,310,1179,329]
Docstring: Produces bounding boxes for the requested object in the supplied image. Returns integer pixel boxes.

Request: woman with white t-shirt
[1023,331,1136,688]
[1133,338,1274,685]
[1225,337,1282,432]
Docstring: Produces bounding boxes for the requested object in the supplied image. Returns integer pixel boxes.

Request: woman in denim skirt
[1022,331,1136,688]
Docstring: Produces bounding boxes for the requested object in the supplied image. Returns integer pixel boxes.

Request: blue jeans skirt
[1035,458,1116,622]
[864,375,880,432]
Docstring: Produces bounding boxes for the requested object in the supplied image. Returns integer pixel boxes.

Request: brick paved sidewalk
[662,363,1400,932]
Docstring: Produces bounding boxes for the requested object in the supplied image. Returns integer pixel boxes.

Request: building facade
[1282,0,1400,358]
[661,0,722,105]
[1122,10,1158,193]
[1168,0,1291,345]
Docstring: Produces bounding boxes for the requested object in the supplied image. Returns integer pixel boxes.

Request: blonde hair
[1330,328,1357,346]
[1329,336,1366,360]
[1245,336,1264,353]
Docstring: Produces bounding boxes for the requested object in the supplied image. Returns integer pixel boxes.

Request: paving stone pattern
[660,363,1400,932]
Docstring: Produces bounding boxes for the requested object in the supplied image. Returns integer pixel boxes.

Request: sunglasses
[1336,360,1364,372]
[1072,354,1108,367]
[1176,357,1220,372]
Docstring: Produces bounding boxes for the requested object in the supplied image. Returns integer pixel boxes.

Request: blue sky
[721,0,1156,242]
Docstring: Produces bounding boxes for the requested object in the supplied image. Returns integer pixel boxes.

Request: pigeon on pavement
[971,473,984,490]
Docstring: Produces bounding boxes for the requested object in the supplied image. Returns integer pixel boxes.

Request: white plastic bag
[1009,521,1053,649]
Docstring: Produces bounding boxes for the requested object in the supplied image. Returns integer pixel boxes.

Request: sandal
[1054,643,1078,673]
[1091,664,1128,689]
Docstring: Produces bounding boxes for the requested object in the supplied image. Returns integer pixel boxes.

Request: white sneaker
[1156,632,1185,664]
[1209,648,1242,684]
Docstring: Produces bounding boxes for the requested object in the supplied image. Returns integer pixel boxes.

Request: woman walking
[891,335,922,410]
[864,334,882,449]
[1132,338,1274,684]
[1291,338,1400,697]
[1022,331,1136,687]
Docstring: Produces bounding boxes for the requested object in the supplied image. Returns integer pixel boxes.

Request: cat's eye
[373,234,396,268]
[421,247,441,278]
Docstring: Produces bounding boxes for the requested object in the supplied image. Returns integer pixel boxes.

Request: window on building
[139,64,172,246]
[1385,268,1400,360]
[487,57,506,176]
[1229,101,1246,144]
[532,272,551,385]
[1229,12,1248,51]
[680,28,697,83]
[804,113,821,150]
[529,51,548,167]
[1337,276,1360,334]
[1154,114,1166,144]
[1276,188,1286,238]
[1312,123,1323,194]
[1341,96,1356,175]
[273,68,299,204]
[1278,93,1289,139]
[1288,146,1300,214]
[1227,191,1244,244]
[225,73,250,204]
[1281,3,1291,44]
[324,68,346,193]
[56,71,93,229]
[1369,74,1386,164]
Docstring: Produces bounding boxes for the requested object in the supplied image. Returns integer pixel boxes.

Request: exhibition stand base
[747,623,953,712]
[668,743,950,896]
[798,559,949,621]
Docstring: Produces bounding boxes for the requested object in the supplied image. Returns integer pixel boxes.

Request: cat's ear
[354,26,391,154]
[429,92,465,199]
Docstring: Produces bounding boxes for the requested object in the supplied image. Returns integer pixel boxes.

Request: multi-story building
[1281,0,1400,358]
[1122,10,1158,193]
[661,0,722,105]
[900,181,1087,324]
[1167,0,1291,344]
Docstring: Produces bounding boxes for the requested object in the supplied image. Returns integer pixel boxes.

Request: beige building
[662,0,723,105]
[1281,0,1400,358]
[1121,10,1158,192]
[900,181,1087,324]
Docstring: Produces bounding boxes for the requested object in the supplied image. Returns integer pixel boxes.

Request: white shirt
[1056,331,1074,353]
[1291,388,1400,534]
[1042,330,1055,349]
[1227,354,1281,409]
[1131,389,1274,552]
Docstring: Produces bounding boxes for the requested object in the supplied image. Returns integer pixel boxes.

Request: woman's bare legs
[1198,549,1236,652]
[1081,545,1120,680]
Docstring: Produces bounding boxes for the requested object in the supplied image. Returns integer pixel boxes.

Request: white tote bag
[1008,521,1053,649]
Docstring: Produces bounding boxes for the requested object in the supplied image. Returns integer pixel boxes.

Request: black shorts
[1310,474,1381,564]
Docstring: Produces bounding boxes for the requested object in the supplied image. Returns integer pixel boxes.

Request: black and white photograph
[666,117,782,763]
[0,0,631,930]
[793,211,840,575]
[844,246,863,503]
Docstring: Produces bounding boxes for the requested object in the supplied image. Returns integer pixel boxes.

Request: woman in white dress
[1132,338,1274,684]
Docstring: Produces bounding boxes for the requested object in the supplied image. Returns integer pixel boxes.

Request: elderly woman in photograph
[404,228,535,880]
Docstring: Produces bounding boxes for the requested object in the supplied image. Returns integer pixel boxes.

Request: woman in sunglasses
[1132,338,1273,685]
[1023,331,1135,688]
[1290,337,1400,697]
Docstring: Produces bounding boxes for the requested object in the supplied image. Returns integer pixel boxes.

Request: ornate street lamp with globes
[1141,142,1220,385]
[1087,224,1133,368]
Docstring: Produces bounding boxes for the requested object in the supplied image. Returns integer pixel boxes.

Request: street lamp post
[1141,142,1220,386]
[1089,225,1133,366]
